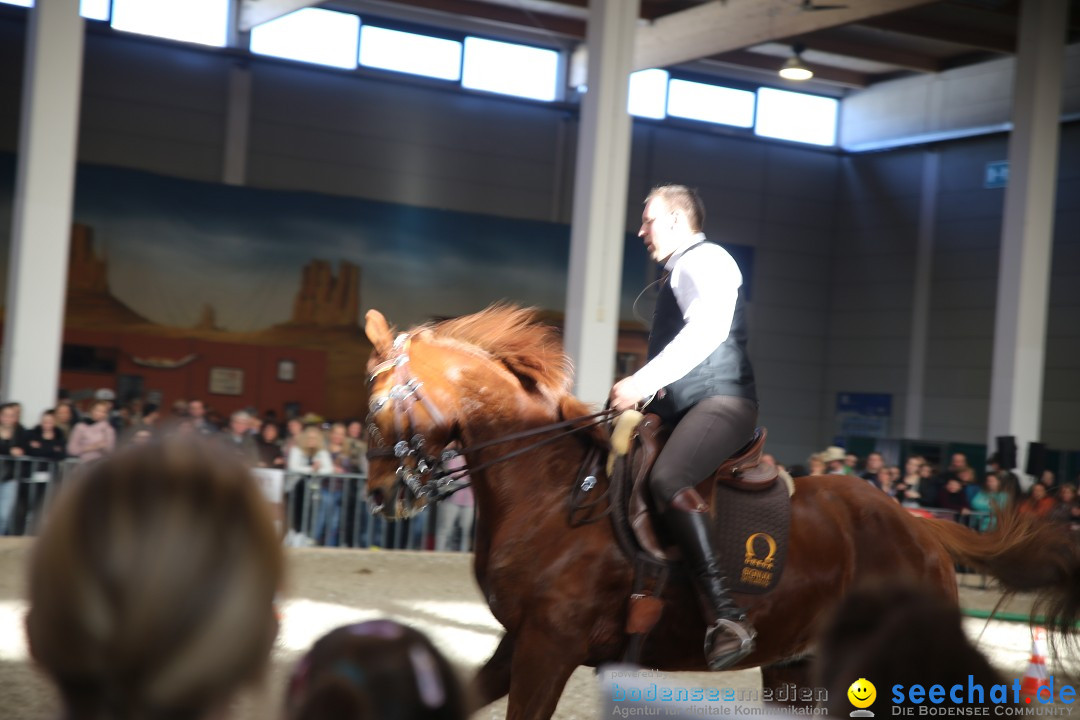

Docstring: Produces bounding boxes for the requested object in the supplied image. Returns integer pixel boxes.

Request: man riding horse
[610,184,758,671]
[364,298,1080,720]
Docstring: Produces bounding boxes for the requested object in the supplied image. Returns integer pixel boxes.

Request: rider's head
[640,185,704,264]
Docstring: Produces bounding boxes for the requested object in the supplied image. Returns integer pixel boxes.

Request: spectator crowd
[2,386,1074,544]
[773,445,1079,531]
[0,389,476,551]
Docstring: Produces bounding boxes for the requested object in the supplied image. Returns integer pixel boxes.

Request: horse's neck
[461,401,587,515]
[460,395,607,597]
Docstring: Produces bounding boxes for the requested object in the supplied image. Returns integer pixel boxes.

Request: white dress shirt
[631,232,743,398]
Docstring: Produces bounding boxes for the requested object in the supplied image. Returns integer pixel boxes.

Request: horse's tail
[923,510,1080,637]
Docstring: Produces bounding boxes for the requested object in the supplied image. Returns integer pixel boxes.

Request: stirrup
[704,618,756,671]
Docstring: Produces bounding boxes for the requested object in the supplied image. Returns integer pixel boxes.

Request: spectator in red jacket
[1018,482,1056,517]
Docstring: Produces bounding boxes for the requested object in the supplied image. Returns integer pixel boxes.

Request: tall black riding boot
[664,487,756,671]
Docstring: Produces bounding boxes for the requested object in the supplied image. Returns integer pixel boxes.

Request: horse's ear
[365,309,394,356]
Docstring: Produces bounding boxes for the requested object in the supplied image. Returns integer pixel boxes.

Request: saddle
[602,413,792,663]
[626,417,778,562]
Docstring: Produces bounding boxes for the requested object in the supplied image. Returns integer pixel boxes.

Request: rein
[365,332,618,511]
[434,411,616,479]
[365,409,615,462]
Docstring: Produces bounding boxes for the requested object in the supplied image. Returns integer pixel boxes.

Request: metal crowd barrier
[281,472,443,551]
[0,457,470,551]
[0,456,82,536]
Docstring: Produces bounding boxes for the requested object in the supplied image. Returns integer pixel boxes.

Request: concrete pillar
[987,0,1068,474]
[1,0,84,421]
[904,150,939,439]
[223,64,252,186]
[564,0,639,406]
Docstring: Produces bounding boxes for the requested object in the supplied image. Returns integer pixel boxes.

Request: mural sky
[0,153,655,333]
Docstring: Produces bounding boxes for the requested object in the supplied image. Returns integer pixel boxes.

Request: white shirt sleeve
[287,446,310,473]
[289,447,334,473]
[631,243,742,397]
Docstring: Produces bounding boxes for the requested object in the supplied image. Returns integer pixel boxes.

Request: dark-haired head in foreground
[27,439,284,720]
[816,582,1001,714]
[286,619,469,720]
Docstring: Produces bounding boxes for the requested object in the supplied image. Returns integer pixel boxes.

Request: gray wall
[247,62,572,221]
[833,129,1080,453]
[840,43,1080,151]
[0,19,231,182]
[833,147,923,447]
[0,17,570,221]
[1044,127,1080,452]
[2,15,1077,465]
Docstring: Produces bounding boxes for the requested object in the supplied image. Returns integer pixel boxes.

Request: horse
[361,305,1080,720]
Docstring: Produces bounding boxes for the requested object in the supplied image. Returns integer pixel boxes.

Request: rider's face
[639,197,681,264]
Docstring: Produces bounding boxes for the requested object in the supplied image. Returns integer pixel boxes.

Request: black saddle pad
[713,479,791,594]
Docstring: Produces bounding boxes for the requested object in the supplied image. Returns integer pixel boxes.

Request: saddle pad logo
[740,532,777,588]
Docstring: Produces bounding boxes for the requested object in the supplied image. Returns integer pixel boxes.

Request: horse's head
[364,310,462,519]
[363,305,576,519]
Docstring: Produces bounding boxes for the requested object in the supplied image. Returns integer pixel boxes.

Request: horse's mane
[428,305,573,400]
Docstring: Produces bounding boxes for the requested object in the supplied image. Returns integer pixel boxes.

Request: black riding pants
[650,395,758,512]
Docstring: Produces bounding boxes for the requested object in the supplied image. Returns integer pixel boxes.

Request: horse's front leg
[505,621,585,720]
[470,632,515,711]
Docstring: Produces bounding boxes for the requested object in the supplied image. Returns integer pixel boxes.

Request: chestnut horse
[363,306,1080,720]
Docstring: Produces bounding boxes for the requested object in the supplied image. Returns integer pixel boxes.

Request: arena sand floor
[0,538,1055,720]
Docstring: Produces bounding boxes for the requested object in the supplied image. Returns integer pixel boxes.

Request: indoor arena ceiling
[242,0,1080,94]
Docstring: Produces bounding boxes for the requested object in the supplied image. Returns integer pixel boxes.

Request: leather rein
[365,332,617,515]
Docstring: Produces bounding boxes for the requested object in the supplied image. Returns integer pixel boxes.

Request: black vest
[646,242,757,421]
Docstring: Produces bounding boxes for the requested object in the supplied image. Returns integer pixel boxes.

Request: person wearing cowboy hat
[820,446,851,475]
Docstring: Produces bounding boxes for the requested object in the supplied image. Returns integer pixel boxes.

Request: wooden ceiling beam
[858,13,1016,53]
[639,0,717,22]
[452,0,588,21]
[784,32,943,73]
[940,0,1020,20]
[633,0,939,71]
[358,0,587,37]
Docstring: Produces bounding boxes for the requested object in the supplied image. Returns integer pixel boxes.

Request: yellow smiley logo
[847,678,876,709]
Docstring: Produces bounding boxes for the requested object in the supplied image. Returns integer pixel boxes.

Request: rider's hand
[610,377,646,412]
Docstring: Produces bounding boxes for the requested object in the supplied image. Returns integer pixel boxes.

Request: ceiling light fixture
[779,44,814,81]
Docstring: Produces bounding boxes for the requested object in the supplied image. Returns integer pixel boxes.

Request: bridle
[365,333,458,516]
[365,332,618,516]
